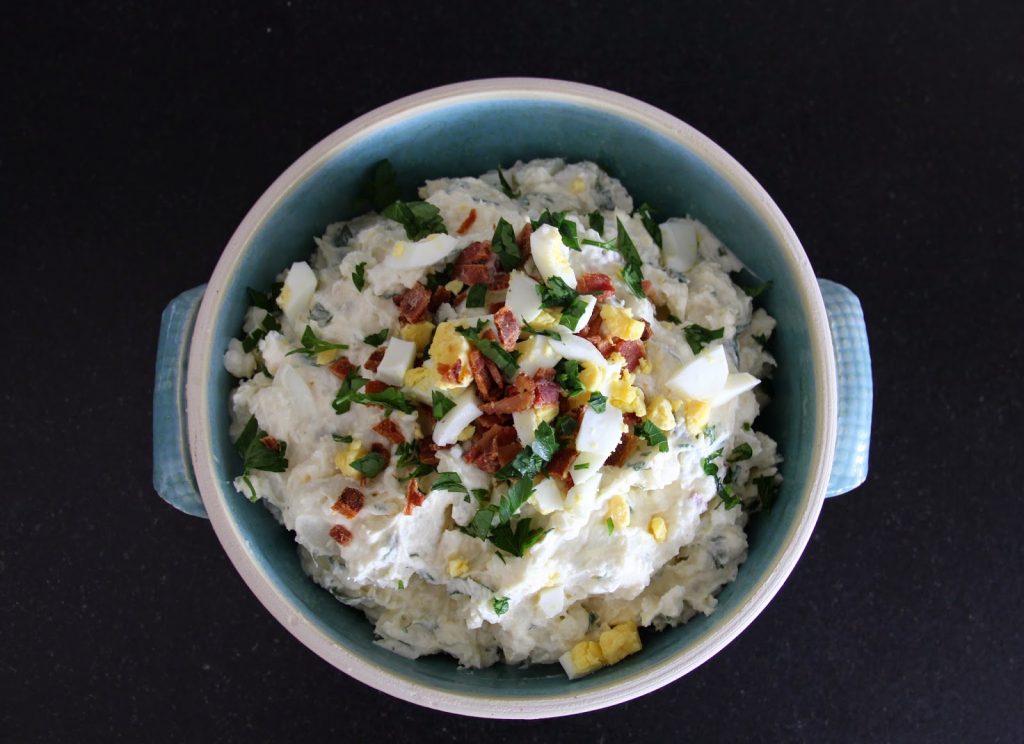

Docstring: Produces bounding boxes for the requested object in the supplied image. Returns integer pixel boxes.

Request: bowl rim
[185,77,836,719]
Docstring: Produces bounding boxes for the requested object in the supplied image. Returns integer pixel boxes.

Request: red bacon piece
[468,348,502,401]
[516,223,533,262]
[586,335,616,358]
[394,282,431,324]
[364,380,389,394]
[332,488,365,519]
[457,208,477,235]
[464,424,521,474]
[547,446,577,482]
[480,374,535,415]
[534,375,561,406]
[372,418,405,445]
[606,432,639,468]
[328,357,354,380]
[614,339,647,372]
[404,478,426,515]
[641,320,653,341]
[418,438,440,466]
[329,524,353,546]
[489,272,510,291]
[437,359,463,386]
[577,272,616,301]
[259,435,280,452]
[493,306,520,351]
[454,263,492,286]
[455,241,492,265]
[363,347,386,373]
[429,285,453,312]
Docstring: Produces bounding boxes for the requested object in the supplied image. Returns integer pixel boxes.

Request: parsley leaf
[287,325,349,359]
[354,159,401,212]
[742,280,773,299]
[492,596,510,615]
[753,334,769,348]
[614,218,645,298]
[497,477,534,523]
[352,262,366,291]
[497,166,519,199]
[382,200,448,240]
[553,415,578,439]
[494,447,545,482]
[241,311,280,353]
[491,218,522,272]
[635,203,662,249]
[606,517,615,535]
[588,210,605,236]
[351,451,388,479]
[332,434,353,443]
[559,296,589,330]
[531,421,559,462]
[701,449,724,477]
[753,474,780,510]
[235,416,289,501]
[536,276,579,308]
[727,443,753,463]
[431,471,469,494]
[246,286,277,312]
[488,518,548,557]
[635,420,669,452]
[683,324,725,354]
[425,263,454,291]
[334,372,371,415]
[522,322,559,338]
[555,359,584,397]
[573,462,590,471]
[471,488,490,505]
[531,210,580,250]
[718,482,742,510]
[359,386,417,414]
[588,392,608,413]
[394,441,436,481]
[475,340,520,381]
[466,283,488,308]
[432,390,456,420]
[363,328,389,347]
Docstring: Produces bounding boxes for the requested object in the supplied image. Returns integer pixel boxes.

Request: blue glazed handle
[818,279,873,497]
[153,285,209,518]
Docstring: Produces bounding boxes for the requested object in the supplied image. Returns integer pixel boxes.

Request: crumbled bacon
[489,273,510,290]
[364,380,389,394]
[429,285,453,312]
[464,424,520,473]
[437,359,463,385]
[329,524,353,545]
[332,487,365,519]
[586,334,616,358]
[622,412,643,427]
[607,432,639,468]
[641,279,659,302]
[328,357,354,380]
[534,374,561,406]
[468,348,503,401]
[363,347,386,373]
[516,223,533,261]
[453,241,497,285]
[547,446,577,481]
[394,282,431,324]
[455,241,492,265]
[418,438,440,466]
[614,339,647,372]
[457,208,477,235]
[259,435,280,452]
[372,418,405,445]
[641,320,653,341]
[404,478,426,515]
[480,373,535,415]
[577,272,616,301]
[454,263,492,286]
[580,308,604,338]
[493,306,520,351]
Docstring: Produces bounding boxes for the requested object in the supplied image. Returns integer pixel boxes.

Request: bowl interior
[203,98,818,698]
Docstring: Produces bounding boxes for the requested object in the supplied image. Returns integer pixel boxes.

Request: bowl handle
[153,285,209,518]
[818,279,873,496]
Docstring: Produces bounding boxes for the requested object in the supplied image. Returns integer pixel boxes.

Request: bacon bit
[623,412,643,427]
[464,424,520,473]
[394,282,431,324]
[516,223,533,261]
[328,356,354,380]
[534,376,561,406]
[429,285,453,312]
[468,348,502,401]
[607,432,639,468]
[586,334,616,358]
[455,264,493,286]
[577,272,616,301]
[259,435,280,452]
[581,308,604,338]
[437,359,462,386]
[329,524,353,546]
[363,347,386,373]
[489,272,510,291]
[373,419,405,445]
[453,241,497,286]
[418,438,440,466]
[614,339,647,372]
[493,306,521,351]
[480,378,534,415]
[364,380,388,394]
[641,320,653,341]
[641,279,660,304]
[456,208,477,235]
[332,487,365,519]
[455,241,493,265]
[547,446,577,481]
[404,478,426,515]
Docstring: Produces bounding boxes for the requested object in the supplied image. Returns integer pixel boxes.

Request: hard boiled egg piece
[576,405,624,456]
[531,478,565,516]
[530,224,577,288]
[660,220,698,273]
[516,335,561,377]
[707,373,760,407]
[433,389,482,446]
[277,261,317,323]
[505,271,543,323]
[375,338,417,387]
[383,233,458,270]
[548,327,607,366]
[667,344,729,401]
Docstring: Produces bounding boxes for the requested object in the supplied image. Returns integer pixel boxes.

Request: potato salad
[224,159,782,678]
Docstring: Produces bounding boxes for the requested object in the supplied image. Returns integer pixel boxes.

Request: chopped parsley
[588,210,605,236]
[753,334,769,348]
[531,210,580,250]
[683,324,725,354]
[606,517,615,535]
[573,462,590,471]
[635,420,669,452]
[466,283,488,308]
[742,280,773,299]
[491,218,522,272]
[531,421,558,461]
[351,451,388,479]
[382,200,447,240]
[497,166,519,199]
[536,276,579,308]
[559,296,590,330]
[234,415,289,502]
[352,261,366,291]
[286,325,348,359]
[331,434,353,443]
[701,449,724,477]
[354,159,401,212]
[457,322,521,381]
[363,328,389,347]
[246,285,279,313]
[587,392,608,413]
[554,358,584,397]
[471,488,490,505]
[394,441,436,480]
[331,368,415,414]
[241,311,280,353]
[727,443,753,463]
[431,471,469,495]
[701,448,742,509]
[492,595,510,615]
[487,517,549,558]
[432,390,456,420]
[522,322,560,338]
[753,474,780,510]
[614,218,646,298]
[635,203,662,248]
[425,263,454,291]
[553,415,578,439]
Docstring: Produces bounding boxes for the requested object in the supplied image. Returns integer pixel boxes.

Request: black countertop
[5,2,1022,741]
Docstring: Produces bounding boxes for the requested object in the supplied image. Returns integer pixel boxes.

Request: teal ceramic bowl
[153,79,872,718]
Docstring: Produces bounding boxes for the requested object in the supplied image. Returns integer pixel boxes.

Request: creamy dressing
[224,159,781,673]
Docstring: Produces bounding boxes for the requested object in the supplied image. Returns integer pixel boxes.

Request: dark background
[5,1,1023,742]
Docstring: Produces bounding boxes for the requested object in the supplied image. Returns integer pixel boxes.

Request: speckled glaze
[152,79,872,718]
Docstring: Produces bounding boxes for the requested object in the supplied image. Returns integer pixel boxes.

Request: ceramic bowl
[153,78,872,718]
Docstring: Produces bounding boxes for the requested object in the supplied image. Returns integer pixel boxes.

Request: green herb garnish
[354,159,401,212]
[635,420,669,452]
[531,210,580,250]
[234,415,289,502]
[753,474,780,510]
[287,325,349,360]
[359,386,417,414]
[701,448,724,477]
[606,517,615,535]
[559,296,590,330]
[363,328,389,347]
[431,471,469,494]
[573,462,590,471]
[742,280,773,299]
[432,390,456,420]
[553,415,578,439]
[683,324,725,355]
[588,210,605,236]
[497,166,519,199]
[491,218,522,272]
[466,283,488,308]
[727,443,753,463]
[382,200,448,241]
[241,311,281,353]
[531,421,559,462]
[536,276,579,308]
[246,286,278,312]
[492,596,510,615]
[522,323,560,338]
[554,358,584,397]
[394,441,436,480]
[635,203,662,248]
[332,434,353,443]
[351,451,388,479]
[488,518,549,558]
[352,262,366,291]
[614,218,645,298]
[588,392,608,413]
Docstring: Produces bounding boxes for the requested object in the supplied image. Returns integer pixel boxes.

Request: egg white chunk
[433,388,482,446]
[531,224,577,288]
[383,233,458,270]
[277,261,317,323]
[375,338,417,387]
[667,344,729,401]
